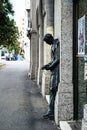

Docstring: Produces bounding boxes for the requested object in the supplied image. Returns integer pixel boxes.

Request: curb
[0,64,6,68]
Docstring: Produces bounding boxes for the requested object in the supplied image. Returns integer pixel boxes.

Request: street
[0,60,59,130]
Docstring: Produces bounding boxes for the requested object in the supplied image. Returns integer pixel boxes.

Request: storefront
[73,0,87,120]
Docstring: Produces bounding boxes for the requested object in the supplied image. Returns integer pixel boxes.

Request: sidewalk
[0,60,60,130]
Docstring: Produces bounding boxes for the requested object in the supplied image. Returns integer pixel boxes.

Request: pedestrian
[41,33,60,120]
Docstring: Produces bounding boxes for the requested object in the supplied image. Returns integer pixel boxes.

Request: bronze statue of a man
[41,33,60,120]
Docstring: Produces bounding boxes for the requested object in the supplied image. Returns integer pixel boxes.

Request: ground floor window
[74,0,87,119]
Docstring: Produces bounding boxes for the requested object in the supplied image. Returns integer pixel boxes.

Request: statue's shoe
[43,113,54,120]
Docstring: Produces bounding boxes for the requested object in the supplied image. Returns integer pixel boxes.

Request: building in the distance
[19,17,25,46]
[18,0,30,61]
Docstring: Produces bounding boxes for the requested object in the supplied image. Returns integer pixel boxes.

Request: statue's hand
[45,65,50,70]
[41,65,46,70]
[41,65,49,70]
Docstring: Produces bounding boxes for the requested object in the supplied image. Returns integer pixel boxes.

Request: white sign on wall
[78,16,85,55]
[84,63,87,80]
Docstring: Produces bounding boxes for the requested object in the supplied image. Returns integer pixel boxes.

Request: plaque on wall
[84,63,87,80]
[78,15,85,55]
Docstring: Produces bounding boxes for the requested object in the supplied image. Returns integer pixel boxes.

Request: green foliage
[0,0,20,52]
[8,41,20,55]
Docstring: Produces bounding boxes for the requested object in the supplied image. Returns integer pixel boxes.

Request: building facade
[27,0,87,128]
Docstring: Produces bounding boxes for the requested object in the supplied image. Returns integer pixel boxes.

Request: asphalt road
[0,60,59,130]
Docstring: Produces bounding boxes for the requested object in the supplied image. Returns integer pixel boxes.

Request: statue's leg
[43,89,56,120]
[49,89,56,115]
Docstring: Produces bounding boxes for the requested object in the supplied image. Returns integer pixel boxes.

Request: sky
[10,0,25,26]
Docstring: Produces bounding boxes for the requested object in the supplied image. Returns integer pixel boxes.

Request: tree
[0,0,20,52]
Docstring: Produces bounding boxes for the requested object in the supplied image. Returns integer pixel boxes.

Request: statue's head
[43,33,53,45]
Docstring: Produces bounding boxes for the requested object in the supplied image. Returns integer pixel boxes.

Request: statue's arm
[41,39,60,70]
[48,59,59,70]
[41,61,53,70]
[48,41,60,70]
[41,58,59,70]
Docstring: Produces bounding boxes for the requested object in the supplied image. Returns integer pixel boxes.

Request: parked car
[1,50,9,59]
[6,53,15,61]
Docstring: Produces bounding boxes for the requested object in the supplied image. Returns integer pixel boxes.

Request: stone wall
[54,0,73,124]
[30,0,38,80]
